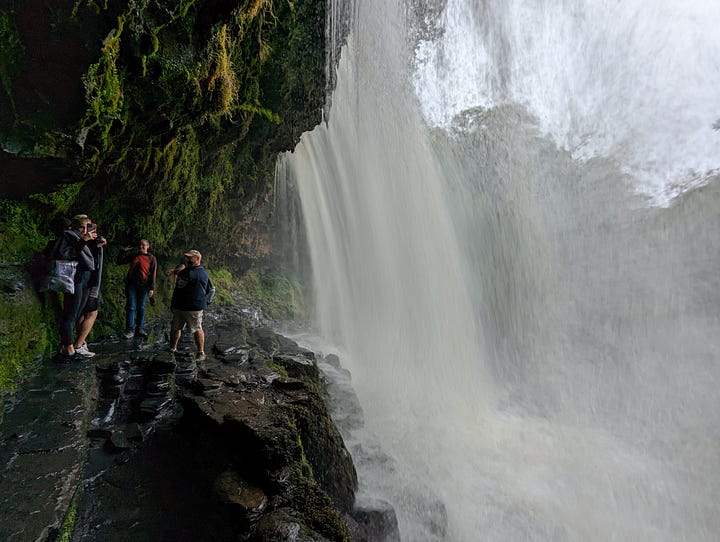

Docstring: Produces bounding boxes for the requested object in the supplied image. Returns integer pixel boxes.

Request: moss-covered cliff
[0,0,324,390]
[1,0,324,255]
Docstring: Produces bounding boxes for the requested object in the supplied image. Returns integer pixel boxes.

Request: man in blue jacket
[167,249,215,362]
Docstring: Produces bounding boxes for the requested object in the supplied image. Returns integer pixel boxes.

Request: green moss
[65,0,321,256]
[238,270,307,320]
[58,487,79,542]
[28,183,84,218]
[207,267,233,306]
[0,0,326,390]
[79,16,127,171]
[0,279,55,392]
[0,201,50,262]
[289,477,349,542]
[266,360,289,378]
[274,405,350,542]
[0,9,24,113]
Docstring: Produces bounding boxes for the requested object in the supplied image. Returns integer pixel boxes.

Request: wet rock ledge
[1,311,401,541]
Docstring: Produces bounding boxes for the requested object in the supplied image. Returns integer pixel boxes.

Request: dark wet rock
[323,353,341,369]
[86,427,113,439]
[223,350,251,364]
[249,327,282,355]
[192,378,223,395]
[146,381,171,397]
[0,363,88,542]
[95,362,120,375]
[273,353,320,381]
[124,422,144,442]
[213,336,251,357]
[104,431,132,452]
[174,363,196,375]
[146,359,177,375]
[173,333,357,540]
[348,498,401,542]
[271,377,309,391]
[252,509,334,542]
[321,362,365,433]
[3,310,361,542]
[138,396,173,417]
[214,470,268,513]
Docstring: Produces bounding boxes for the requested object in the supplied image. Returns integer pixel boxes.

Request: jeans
[125,282,150,331]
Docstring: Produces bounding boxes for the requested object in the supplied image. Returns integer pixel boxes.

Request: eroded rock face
[71,319,358,542]
[2,312,402,541]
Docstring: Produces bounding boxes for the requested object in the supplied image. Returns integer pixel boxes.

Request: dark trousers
[60,271,90,346]
[125,282,150,331]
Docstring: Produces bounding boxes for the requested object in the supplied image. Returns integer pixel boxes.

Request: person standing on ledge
[117,239,157,338]
[52,214,107,359]
[166,249,215,362]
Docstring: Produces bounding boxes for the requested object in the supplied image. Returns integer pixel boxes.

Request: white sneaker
[75,343,96,358]
[123,330,135,339]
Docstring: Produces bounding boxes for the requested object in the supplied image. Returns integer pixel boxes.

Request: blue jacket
[170,265,215,311]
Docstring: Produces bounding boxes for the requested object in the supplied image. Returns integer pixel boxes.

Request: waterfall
[279,1,720,540]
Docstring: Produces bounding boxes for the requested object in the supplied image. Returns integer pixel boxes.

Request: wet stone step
[139,396,173,413]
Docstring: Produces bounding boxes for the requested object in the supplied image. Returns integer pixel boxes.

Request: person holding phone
[52,214,107,359]
[167,249,215,362]
[117,239,157,338]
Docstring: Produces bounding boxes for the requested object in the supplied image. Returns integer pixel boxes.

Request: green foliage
[207,267,234,306]
[206,24,239,119]
[79,18,126,172]
[67,0,316,255]
[0,279,55,393]
[28,183,84,217]
[0,201,50,262]
[0,9,24,111]
[238,270,306,320]
[91,260,128,337]
[0,0,326,391]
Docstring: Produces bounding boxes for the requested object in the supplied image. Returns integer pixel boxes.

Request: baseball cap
[184,249,202,259]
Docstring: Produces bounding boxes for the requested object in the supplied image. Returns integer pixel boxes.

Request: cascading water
[279,1,720,540]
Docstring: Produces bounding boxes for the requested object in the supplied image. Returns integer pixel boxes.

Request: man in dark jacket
[167,249,215,362]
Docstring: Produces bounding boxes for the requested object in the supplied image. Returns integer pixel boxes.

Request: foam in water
[412,0,720,206]
[280,1,720,540]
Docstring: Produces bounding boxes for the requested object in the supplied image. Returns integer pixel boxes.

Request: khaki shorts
[171,309,204,333]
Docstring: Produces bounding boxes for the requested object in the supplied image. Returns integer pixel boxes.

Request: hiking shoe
[135,329,148,338]
[196,352,206,362]
[123,330,135,339]
[166,346,178,353]
[75,343,96,358]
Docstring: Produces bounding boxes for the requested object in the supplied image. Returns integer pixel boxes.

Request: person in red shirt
[117,239,157,338]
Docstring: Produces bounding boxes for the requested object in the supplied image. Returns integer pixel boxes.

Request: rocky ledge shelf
[0,310,401,542]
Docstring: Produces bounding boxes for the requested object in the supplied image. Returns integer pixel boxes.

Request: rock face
[175,324,359,541]
[1,310,406,541]
[62,320,356,541]
[0,0,327,269]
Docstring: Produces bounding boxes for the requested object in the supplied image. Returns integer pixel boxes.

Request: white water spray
[280,1,720,540]
[413,0,720,205]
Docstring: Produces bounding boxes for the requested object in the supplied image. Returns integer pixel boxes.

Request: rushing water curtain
[279,1,720,540]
